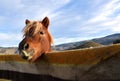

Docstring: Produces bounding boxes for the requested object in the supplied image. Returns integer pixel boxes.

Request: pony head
[18,17,53,62]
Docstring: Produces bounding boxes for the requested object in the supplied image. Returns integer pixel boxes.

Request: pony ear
[25,19,30,25]
[42,17,49,28]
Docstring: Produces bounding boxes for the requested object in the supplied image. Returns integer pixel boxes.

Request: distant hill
[92,33,120,45]
[54,33,120,50]
[67,41,103,50]
[0,47,17,54]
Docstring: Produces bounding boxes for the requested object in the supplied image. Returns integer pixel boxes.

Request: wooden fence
[0,44,120,81]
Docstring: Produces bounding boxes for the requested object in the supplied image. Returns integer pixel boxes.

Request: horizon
[0,0,120,47]
[1,33,120,47]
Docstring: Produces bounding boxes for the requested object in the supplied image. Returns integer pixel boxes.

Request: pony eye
[39,31,44,35]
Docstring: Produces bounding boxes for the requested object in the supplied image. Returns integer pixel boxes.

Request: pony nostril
[24,43,29,50]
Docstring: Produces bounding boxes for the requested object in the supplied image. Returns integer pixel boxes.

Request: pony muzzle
[20,49,34,60]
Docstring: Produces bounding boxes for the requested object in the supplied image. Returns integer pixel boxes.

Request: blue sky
[0,0,120,47]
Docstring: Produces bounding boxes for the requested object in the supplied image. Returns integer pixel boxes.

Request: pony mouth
[20,49,34,60]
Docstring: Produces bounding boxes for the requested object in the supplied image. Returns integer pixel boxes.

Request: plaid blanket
[0,44,120,81]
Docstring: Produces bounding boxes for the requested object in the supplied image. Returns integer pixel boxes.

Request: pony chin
[28,51,44,62]
[27,50,44,62]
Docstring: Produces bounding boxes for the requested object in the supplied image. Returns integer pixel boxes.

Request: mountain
[92,33,120,45]
[0,47,17,54]
[54,33,120,50]
[67,41,103,50]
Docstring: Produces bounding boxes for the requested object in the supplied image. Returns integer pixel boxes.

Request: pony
[18,17,53,62]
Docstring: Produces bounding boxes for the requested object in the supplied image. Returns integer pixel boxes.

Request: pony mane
[23,21,42,36]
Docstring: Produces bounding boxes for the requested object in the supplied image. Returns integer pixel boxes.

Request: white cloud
[0,0,24,11]
[77,0,120,35]
[0,33,21,40]
[21,0,71,19]
[54,37,82,45]
[88,0,120,23]
[0,33,22,47]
